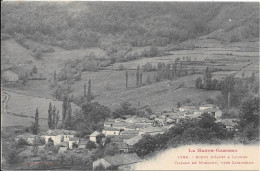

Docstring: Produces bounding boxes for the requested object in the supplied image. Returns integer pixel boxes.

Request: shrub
[86,141,96,150]
[118,64,125,71]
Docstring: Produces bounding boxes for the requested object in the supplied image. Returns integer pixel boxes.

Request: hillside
[1,2,259,52]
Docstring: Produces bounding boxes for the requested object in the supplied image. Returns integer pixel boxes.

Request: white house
[203,108,222,119]
[68,137,79,149]
[102,127,120,136]
[179,106,197,112]
[199,104,214,111]
[63,130,76,142]
[89,131,101,143]
[41,130,64,145]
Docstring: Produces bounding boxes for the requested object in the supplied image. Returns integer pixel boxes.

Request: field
[1,90,80,130]
[1,35,259,128]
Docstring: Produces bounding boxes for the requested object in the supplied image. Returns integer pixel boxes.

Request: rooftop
[120,130,139,135]
[125,135,142,146]
[69,137,79,141]
[103,153,141,166]
[90,131,100,137]
[103,127,120,131]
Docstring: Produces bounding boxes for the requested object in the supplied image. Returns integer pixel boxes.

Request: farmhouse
[41,130,64,145]
[125,135,142,147]
[179,106,197,112]
[199,104,215,111]
[203,108,222,119]
[93,153,142,170]
[90,131,101,143]
[63,130,77,142]
[102,127,120,136]
[217,119,237,131]
[78,140,88,149]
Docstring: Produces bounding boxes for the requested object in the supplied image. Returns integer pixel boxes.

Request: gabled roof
[41,129,64,136]
[103,153,141,166]
[200,104,214,107]
[103,127,120,131]
[118,134,136,140]
[203,108,221,113]
[90,131,100,137]
[141,126,163,133]
[69,137,79,141]
[120,130,139,135]
[125,135,142,146]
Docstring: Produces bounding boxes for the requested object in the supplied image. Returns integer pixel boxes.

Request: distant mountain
[1,2,259,51]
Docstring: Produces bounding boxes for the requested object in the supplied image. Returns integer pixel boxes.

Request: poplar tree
[84,83,87,97]
[34,107,39,134]
[48,102,53,129]
[136,65,140,87]
[140,71,143,86]
[126,69,128,88]
[62,95,68,123]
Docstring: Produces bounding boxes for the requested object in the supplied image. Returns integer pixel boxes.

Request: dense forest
[1,2,259,52]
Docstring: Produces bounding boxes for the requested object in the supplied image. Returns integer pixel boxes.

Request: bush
[17,138,29,148]
[118,64,125,71]
[86,141,96,150]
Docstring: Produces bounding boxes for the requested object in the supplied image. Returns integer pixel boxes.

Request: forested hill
[1,2,259,50]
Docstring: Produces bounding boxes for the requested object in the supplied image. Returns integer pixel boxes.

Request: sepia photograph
[1,1,259,170]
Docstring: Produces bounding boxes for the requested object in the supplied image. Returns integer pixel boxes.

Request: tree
[136,65,140,87]
[84,83,87,97]
[149,46,159,57]
[33,107,39,134]
[125,69,128,88]
[133,134,157,158]
[64,101,72,129]
[62,95,69,123]
[48,102,53,129]
[146,75,152,85]
[54,71,57,83]
[139,71,143,86]
[221,74,235,108]
[204,66,212,90]
[6,149,20,165]
[195,77,202,89]
[86,141,96,150]
[113,101,136,118]
[87,79,94,101]
[177,102,181,108]
[72,142,78,149]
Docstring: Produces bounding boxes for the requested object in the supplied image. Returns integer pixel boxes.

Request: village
[13,102,237,170]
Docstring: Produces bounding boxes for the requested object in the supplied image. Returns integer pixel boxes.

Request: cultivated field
[2,90,80,129]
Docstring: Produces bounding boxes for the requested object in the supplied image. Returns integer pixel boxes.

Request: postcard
[1,1,259,170]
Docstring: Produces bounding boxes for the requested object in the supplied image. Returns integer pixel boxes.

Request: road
[1,91,9,113]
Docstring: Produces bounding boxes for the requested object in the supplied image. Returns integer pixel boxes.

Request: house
[63,130,77,142]
[78,140,88,149]
[68,137,79,149]
[102,127,120,136]
[93,153,142,170]
[41,129,64,145]
[89,131,101,143]
[199,104,215,111]
[16,133,37,144]
[179,106,197,112]
[217,119,237,131]
[203,108,222,119]
[139,126,164,136]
